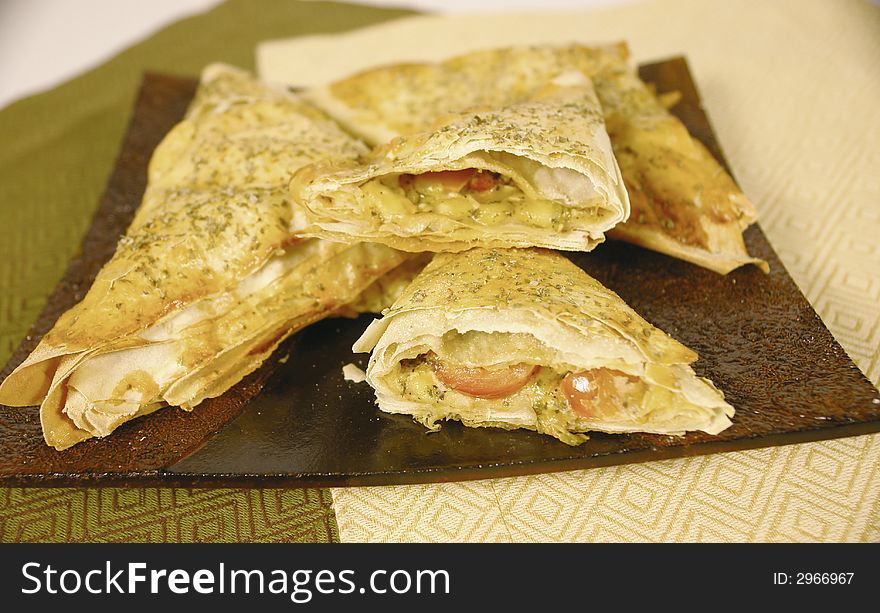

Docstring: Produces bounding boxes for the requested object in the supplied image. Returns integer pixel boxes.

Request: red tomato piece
[415,169,476,191]
[431,358,539,399]
[562,368,639,419]
[466,170,498,192]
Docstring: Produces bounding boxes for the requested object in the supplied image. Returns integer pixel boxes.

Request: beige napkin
[259,0,880,542]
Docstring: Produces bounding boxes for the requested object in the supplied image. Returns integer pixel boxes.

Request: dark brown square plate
[1,58,878,487]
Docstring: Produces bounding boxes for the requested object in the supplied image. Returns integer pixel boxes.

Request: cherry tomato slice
[431,358,538,399]
[466,170,498,192]
[415,169,477,191]
[562,368,639,419]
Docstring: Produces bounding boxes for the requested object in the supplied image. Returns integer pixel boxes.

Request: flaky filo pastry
[301,43,766,273]
[0,64,408,449]
[335,253,434,318]
[290,69,629,252]
[589,45,767,274]
[353,248,734,445]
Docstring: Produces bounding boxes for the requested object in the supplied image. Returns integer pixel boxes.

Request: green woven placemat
[0,0,413,543]
[1,488,337,542]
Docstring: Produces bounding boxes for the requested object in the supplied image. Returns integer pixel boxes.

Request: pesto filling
[387,331,651,445]
[358,170,610,232]
[384,329,721,444]
[396,354,581,444]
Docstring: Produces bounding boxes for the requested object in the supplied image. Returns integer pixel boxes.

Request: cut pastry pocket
[354,248,734,445]
[291,75,629,252]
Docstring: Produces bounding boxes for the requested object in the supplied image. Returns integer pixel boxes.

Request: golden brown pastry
[290,64,629,252]
[0,64,407,449]
[354,248,734,445]
[302,43,766,273]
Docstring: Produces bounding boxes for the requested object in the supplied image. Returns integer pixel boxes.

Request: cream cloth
[258,0,880,542]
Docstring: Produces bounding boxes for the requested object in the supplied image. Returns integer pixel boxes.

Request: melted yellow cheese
[362,172,580,233]
[389,330,716,445]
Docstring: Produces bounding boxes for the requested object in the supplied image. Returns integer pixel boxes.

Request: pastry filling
[358,168,608,232]
[386,330,710,445]
[399,352,645,417]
